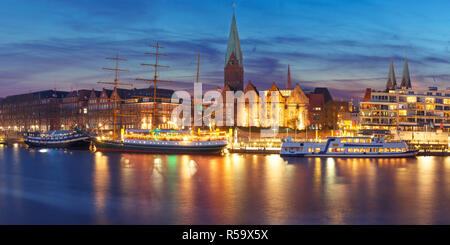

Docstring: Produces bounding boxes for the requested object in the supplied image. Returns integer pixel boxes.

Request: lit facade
[360,87,450,131]
[360,58,449,132]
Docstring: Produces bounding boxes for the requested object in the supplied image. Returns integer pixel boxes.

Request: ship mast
[98,55,133,141]
[136,42,172,129]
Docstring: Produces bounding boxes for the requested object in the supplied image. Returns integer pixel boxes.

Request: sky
[1,0,450,100]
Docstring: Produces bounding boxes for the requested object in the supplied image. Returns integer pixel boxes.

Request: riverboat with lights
[93,129,228,154]
[24,128,91,149]
[280,136,418,158]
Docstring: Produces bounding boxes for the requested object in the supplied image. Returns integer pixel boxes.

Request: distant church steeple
[400,57,412,89]
[386,58,397,91]
[286,64,292,89]
[224,10,244,91]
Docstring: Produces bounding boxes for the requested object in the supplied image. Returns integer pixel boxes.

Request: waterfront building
[306,93,325,129]
[0,90,68,131]
[360,58,450,132]
[60,89,92,130]
[0,87,177,133]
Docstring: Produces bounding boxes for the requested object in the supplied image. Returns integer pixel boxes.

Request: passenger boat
[93,129,228,154]
[24,128,91,149]
[280,136,418,158]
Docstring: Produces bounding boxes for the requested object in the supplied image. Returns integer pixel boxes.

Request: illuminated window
[379,148,384,153]
[373,148,378,152]
[354,148,360,152]
[315,148,321,153]
[360,139,366,143]
[366,148,371,152]
[397,148,402,152]
[402,148,406,152]
[399,110,407,116]
[348,148,353,152]
[308,148,314,152]
[354,138,360,143]
[341,138,347,143]
[385,148,390,152]
[360,148,365,152]
[329,148,335,152]
[347,138,353,143]
[407,96,416,103]
[425,98,435,104]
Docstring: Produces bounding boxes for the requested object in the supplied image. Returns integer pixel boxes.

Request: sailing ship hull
[24,136,91,149]
[94,139,227,154]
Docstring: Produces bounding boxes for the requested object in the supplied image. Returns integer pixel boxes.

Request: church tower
[286,64,292,89]
[400,57,412,89]
[386,58,397,91]
[224,11,244,92]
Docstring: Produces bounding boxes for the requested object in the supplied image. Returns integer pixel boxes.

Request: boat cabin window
[402,148,406,152]
[360,139,366,143]
[329,148,335,152]
[373,148,378,152]
[315,148,321,153]
[384,148,390,152]
[367,139,372,143]
[348,148,353,152]
[308,148,314,152]
[379,148,384,153]
[354,148,360,152]
[347,138,353,143]
[341,138,347,143]
[354,138,360,143]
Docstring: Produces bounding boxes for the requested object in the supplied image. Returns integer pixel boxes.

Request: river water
[1,144,450,224]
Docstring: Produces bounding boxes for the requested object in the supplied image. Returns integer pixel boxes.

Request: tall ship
[92,44,228,155]
[24,127,91,149]
[280,136,418,158]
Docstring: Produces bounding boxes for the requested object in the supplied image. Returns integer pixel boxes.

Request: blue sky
[1,0,450,100]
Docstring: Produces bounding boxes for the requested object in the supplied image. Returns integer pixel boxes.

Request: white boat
[280,136,418,158]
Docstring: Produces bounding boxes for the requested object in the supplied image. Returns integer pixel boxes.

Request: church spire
[225,11,243,68]
[400,57,412,89]
[224,10,244,92]
[286,64,292,89]
[386,58,397,91]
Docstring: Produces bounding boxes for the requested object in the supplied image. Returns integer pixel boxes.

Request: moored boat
[280,136,418,158]
[93,129,228,154]
[24,128,91,149]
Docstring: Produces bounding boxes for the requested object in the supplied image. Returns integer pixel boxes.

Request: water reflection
[1,146,450,224]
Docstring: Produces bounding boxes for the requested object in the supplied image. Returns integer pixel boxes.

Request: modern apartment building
[360,58,450,132]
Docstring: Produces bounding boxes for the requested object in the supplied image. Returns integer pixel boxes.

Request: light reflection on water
[0,146,450,224]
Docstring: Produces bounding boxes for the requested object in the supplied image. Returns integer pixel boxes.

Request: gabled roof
[225,12,243,67]
[287,83,309,104]
[269,82,280,92]
[400,57,412,89]
[244,81,259,96]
